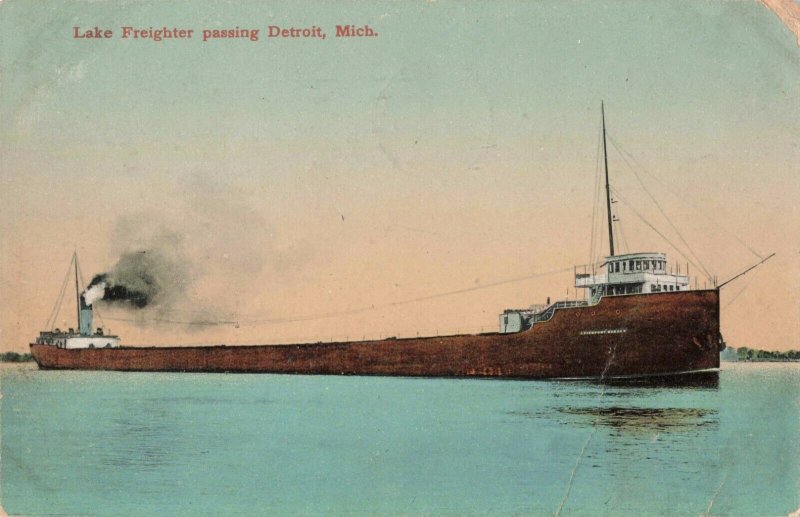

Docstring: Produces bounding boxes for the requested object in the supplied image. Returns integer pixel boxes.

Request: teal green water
[2,363,798,516]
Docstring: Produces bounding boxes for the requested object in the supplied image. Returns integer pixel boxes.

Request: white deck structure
[575,252,689,303]
[35,329,120,349]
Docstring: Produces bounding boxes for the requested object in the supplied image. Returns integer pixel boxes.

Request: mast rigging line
[607,134,713,282]
[589,121,604,271]
[610,187,708,279]
[74,253,81,333]
[722,274,756,310]
[601,101,615,257]
[44,253,76,330]
[608,134,763,261]
[717,253,776,290]
[102,265,576,327]
[615,213,629,255]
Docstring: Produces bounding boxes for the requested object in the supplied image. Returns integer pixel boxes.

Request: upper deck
[36,328,121,349]
[575,252,689,302]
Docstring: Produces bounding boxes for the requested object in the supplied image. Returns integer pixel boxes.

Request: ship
[30,105,764,379]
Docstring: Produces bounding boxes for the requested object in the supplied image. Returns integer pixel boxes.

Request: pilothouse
[577,252,689,303]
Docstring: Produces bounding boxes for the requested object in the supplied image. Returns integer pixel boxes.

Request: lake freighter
[31,105,729,379]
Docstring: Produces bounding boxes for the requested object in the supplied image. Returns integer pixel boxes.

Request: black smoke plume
[83,249,189,309]
[86,273,148,308]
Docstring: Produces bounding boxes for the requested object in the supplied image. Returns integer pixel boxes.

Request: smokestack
[79,295,93,336]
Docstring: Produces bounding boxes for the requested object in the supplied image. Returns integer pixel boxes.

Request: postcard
[1,1,798,515]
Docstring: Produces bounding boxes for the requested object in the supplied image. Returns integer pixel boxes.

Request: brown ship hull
[30,290,721,379]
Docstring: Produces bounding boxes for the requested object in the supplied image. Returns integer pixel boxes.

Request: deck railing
[530,300,588,324]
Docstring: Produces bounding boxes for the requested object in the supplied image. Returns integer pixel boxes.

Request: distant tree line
[0,352,33,362]
[735,347,800,362]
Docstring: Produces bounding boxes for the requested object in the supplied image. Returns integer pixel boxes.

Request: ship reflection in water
[510,371,720,435]
[575,372,717,433]
[556,406,718,433]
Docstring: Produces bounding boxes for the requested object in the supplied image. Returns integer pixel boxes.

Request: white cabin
[575,252,689,303]
[36,299,120,349]
[35,329,121,349]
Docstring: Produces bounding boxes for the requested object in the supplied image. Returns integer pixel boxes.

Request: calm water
[1,363,798,516]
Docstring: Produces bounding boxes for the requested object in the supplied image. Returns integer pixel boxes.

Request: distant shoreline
[728,347,799,362]
[0,352,33,363]
[734,358,800,363]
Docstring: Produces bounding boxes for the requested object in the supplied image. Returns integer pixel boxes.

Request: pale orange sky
[1,1,798,352]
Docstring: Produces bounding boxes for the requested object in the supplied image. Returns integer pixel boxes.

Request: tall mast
[602,101,615,257]
[74,252,81,332]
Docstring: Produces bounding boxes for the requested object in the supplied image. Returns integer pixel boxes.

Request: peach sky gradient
[1,1,798,352]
